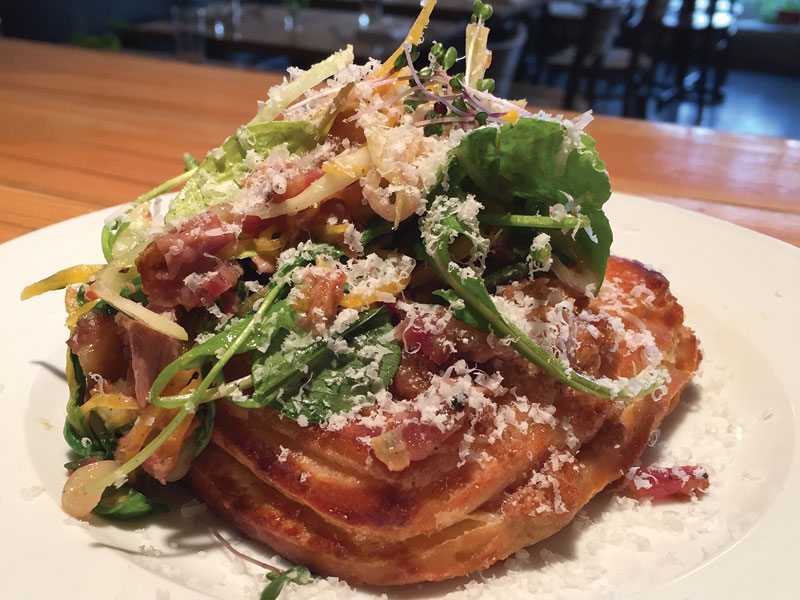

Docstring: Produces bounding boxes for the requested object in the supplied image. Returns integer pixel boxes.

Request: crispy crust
[187,257,701,585]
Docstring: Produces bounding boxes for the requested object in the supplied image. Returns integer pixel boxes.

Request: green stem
[133,168,197,206]
[88,276,285,494]
[428,246,664,400]
[152,375,253,409]
[479,212,589,230]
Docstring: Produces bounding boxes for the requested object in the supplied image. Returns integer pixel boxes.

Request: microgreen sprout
[471,0,494,22]
[476,77,495,93]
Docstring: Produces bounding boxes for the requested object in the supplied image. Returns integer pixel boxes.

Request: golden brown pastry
[188,256,701,585]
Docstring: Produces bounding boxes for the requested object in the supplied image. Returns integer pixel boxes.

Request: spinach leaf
[446,118,613,288]
[92,485,167,520]
[167,121,318,222]
[421,193,666,400]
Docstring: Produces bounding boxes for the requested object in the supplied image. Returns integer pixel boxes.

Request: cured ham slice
[136,213,243,310]
[116,315,183,406]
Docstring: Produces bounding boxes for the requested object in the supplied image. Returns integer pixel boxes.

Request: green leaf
[261,566,312,600]
[166,121,318,222]
[421,193,667,400]
[288,317,400,423]
[183,152,200,171]
[193,401,216,458]
[149,243,342,408]
[63,351,105,457]
[433,288,489,332]
[483,262,527,290]
[92,485,167,520]
[248,308,397,422]
[446,118,612,288]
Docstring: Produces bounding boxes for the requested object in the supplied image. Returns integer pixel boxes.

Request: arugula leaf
[193,401,216,458]
[483,262,527,290]
[167,121,318,222]
[64,351,106,457]
[433,288,489,331]
[92,485,167,520]
[248,308,399,422]
[288,316,400,422]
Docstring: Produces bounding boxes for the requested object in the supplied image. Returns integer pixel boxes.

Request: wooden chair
[657,0,738,122]
[543,1,628,110]
[486,22,529,98]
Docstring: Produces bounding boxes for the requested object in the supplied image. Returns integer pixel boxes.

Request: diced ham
[620,465,710,500]
[116,314,184,406]
[68,311,126,381]
[136,212,243,310]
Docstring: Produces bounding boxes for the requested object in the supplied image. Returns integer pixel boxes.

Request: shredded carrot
[21,264,104,300]
[374,0,438,79]
[80,393,139,417]
[340,275,411,309]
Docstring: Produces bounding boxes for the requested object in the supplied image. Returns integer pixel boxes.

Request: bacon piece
[390,351,435,400]
[293,267,347,334]
[371,411,466,472]
[274,168,323,202]
[620,465,710,501]
[136,213,243,310]
[68,311,126,381]
[116,315,183,406]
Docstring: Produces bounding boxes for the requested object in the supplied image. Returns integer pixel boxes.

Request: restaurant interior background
[1,0,798,138]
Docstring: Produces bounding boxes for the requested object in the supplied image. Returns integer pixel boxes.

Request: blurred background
[0,0,798,137]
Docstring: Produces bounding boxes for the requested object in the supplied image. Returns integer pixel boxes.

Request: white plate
[2,194,799,600]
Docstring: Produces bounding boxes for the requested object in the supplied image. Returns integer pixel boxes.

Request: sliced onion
[551,258,597,297]
[261,146,371,219]
[91,278,188,341]
[62,460,120,518]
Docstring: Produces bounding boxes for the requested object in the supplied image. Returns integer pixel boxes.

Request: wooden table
[127,5,464,67]
[308,0,539,21]
[0,38,798,246]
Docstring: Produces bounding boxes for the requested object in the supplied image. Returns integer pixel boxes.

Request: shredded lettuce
[167,121,318,222]
[250,46,354,124]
